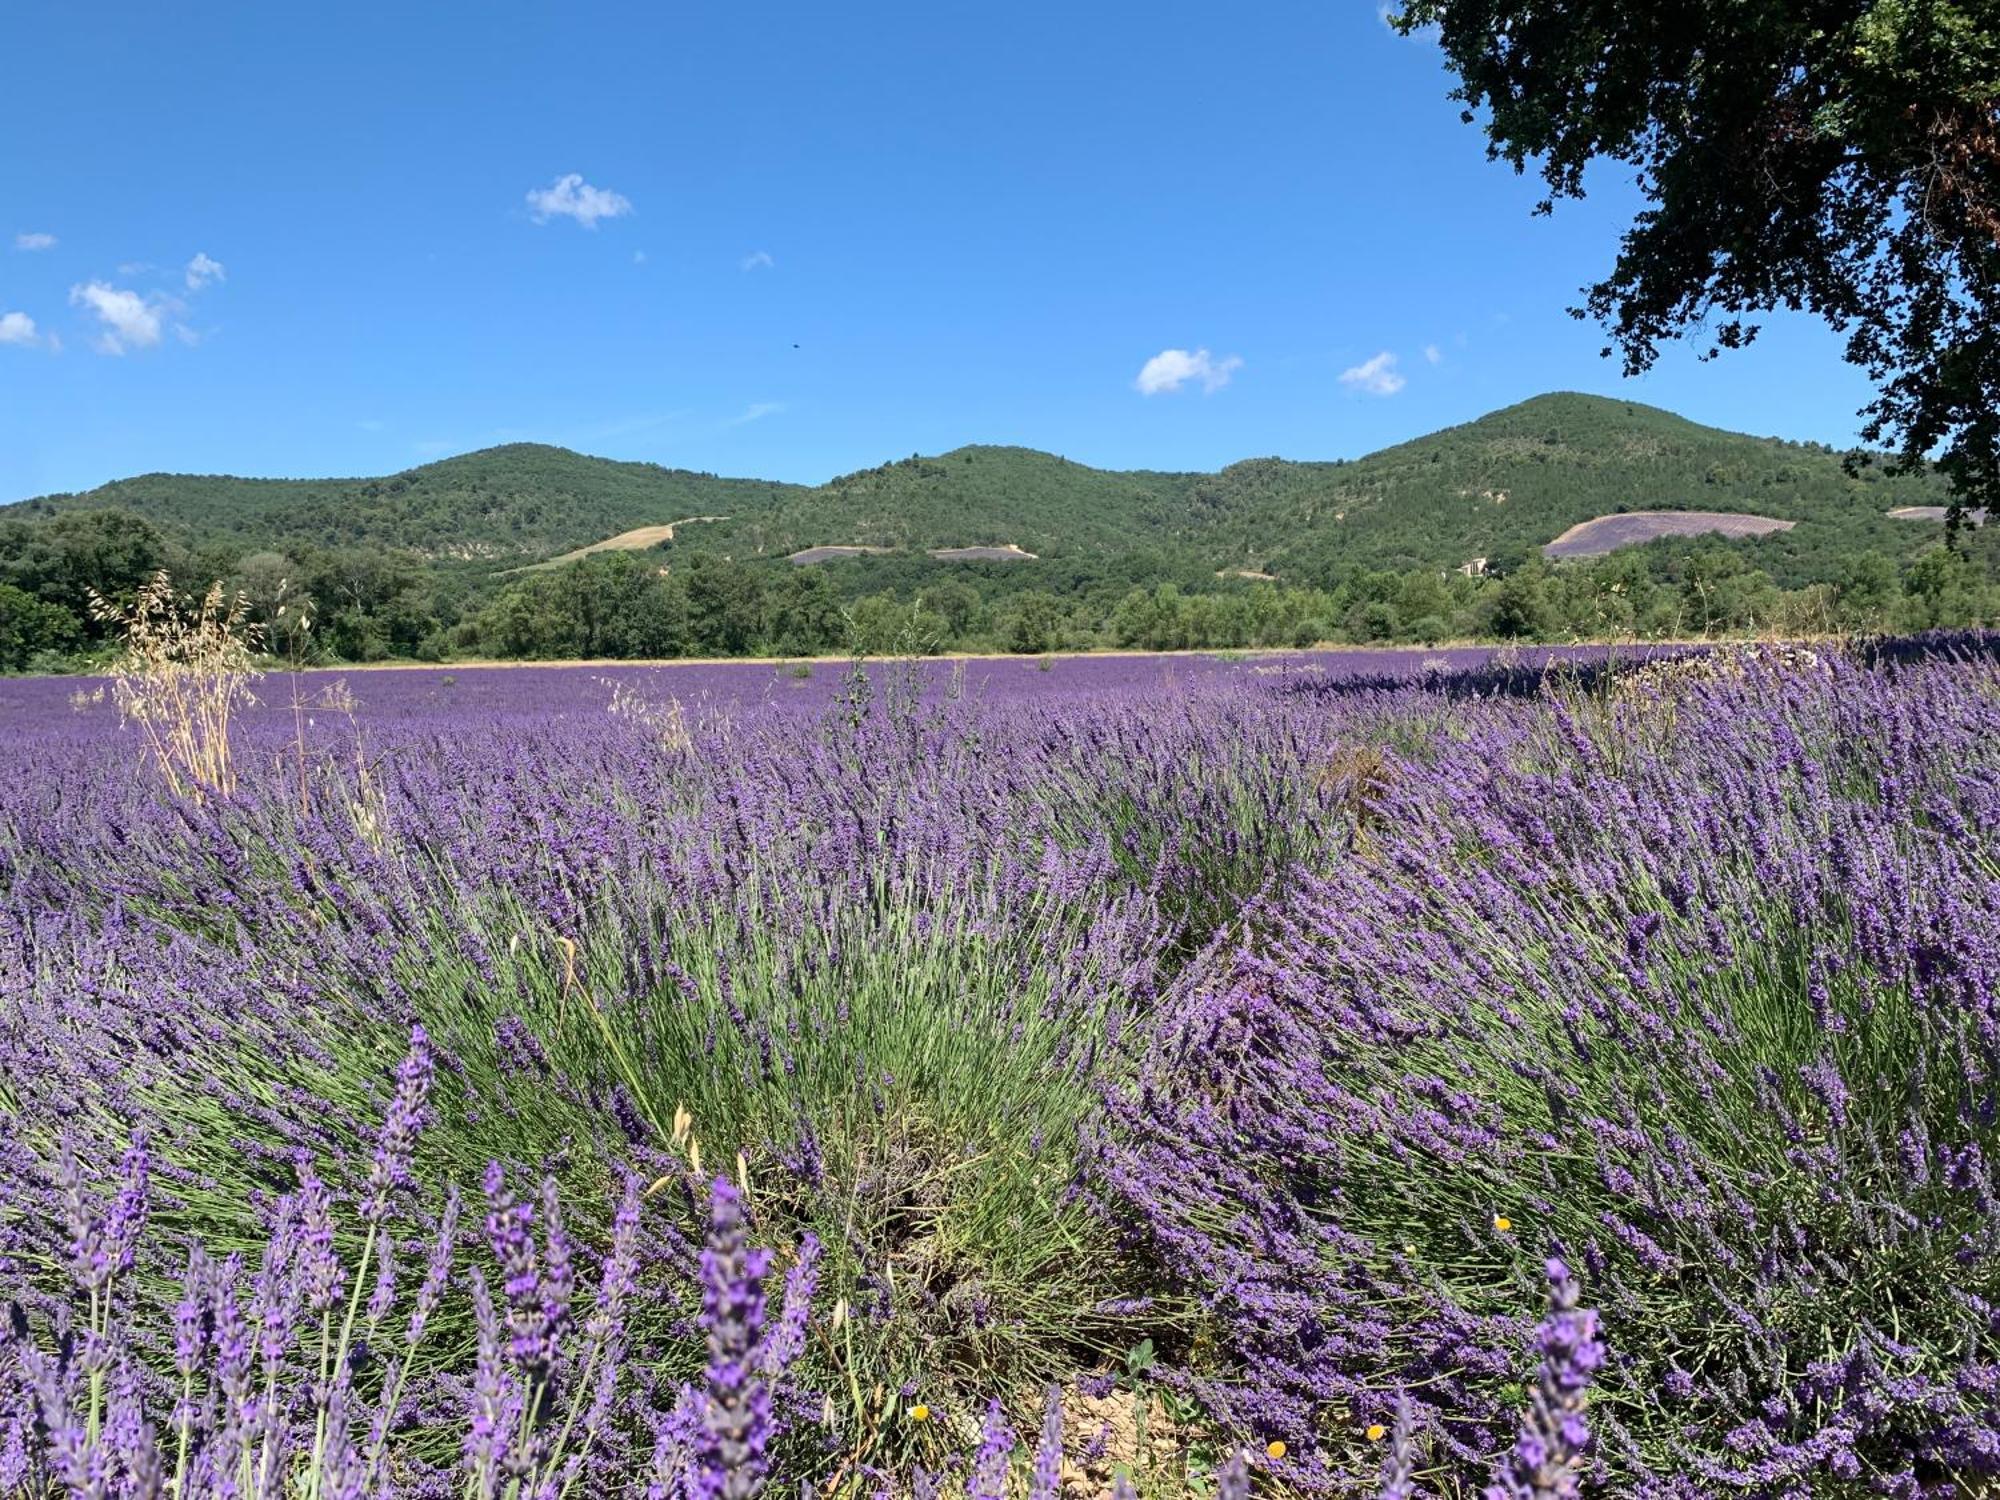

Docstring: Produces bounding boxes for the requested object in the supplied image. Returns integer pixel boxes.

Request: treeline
[6,505,1997,673]
[0,511,450,671]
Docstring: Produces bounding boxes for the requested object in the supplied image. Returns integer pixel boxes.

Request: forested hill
[1215,392,1955,580]
[0,445,805,561]
[7,391,1995,672]
[3,392,1955,579]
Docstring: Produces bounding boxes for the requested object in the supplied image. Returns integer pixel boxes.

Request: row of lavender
[1094,642,2000,1495]
[1,640,1995,1494]
[0,650,1387,1498]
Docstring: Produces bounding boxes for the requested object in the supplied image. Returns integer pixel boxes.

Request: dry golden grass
[88,571,261,801]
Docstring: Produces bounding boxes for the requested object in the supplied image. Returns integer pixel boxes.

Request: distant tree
[1490,564,1557,640]
[0,510,173,644]
[1836,549,1903,627]
[1399,0,2000,521]
[766,570,845,656]
[1904,544,1983,627]
[1000,592,1067,654]
[1395,570,1453,629]
[230,551,299,623]
[921,580,982,640]
[845,593,948,656]
[0,583,82,670]
[1346,600,1403,644]
[683,556,766,655]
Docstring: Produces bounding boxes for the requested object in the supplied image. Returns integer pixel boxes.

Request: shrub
[1093,653,2000,1493]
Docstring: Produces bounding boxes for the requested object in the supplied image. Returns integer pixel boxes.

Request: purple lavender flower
[406,1184,461,1346]
[361,1023,434,1223]
[648,1385,705,1500]
[969,1398,1015,1500]
[1030,1385,1063,1500]
[695,1178,773,1500]
[759,1232,820,1377]
[1216,1447,1250,1500]
[482,1161,551,1384]
[539,1177,575,1357]
[1485,1259,1604,1500]
[58,1135,149,1294]
[1378,1394,1418,1500]
[464,1266,517,1491]
[103,1139,150,1282]
[295,1156,345,1314]
[171,1248,209,1379]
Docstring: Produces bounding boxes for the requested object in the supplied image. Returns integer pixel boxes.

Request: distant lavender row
[0,642,1671,740]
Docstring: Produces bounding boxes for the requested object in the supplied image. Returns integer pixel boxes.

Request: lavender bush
[2,640,1996,1494]
[1093,644,2000,1493]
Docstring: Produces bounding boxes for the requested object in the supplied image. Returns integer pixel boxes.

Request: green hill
[693,445,1200,560]
[6,393,1955,584]
[1196,393,1952,583]
[4,391,1992,669]
[1,444,803,562]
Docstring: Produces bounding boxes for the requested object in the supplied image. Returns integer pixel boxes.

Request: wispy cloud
[730,401,786,426]
[70,282,170,355]
[741,250,774,272]
[632,249,648,265]
[1339,350,1406,396]
[0,312,40,347]
[1423,343,1443,365]
[1135,347,1242,396]
[14,232,55,252]
[525,173,633,229]
[185,252,226,292]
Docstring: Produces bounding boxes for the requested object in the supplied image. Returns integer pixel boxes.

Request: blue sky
[2,0,1880,503]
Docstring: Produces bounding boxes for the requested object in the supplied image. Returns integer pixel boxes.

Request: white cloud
[741,250,774,272]
[14,232,56,252]
[730,401,786,425]
[1134,347,1242,396]
[70,281,166,354]
[1339,350,1406,396]
[0,312,38,346]
[185,252,226,291]
[525,173,632,229]
[1424,343,1443,365]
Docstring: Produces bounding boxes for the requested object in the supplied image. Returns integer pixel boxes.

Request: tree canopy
[1398,0,2000,520]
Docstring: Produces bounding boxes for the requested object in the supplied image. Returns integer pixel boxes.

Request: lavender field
[3,638,1999,1498]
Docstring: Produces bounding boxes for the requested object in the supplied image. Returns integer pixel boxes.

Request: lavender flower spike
[969,1398,1015,1500]
[758,1232,820,1378]
[1029,1385,1063,1500]
[1216,1447,1250,1500]
[1485,1258,1604,1500]
[361,1023,434,1224]
[695,1177,773,1500]
[1378,1393,1418,1500]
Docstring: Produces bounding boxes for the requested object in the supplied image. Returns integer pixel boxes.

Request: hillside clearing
[512,514,731,572]
[1543,509,1795,557]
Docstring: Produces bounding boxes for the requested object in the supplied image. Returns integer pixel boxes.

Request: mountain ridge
[0,392,1959,587]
